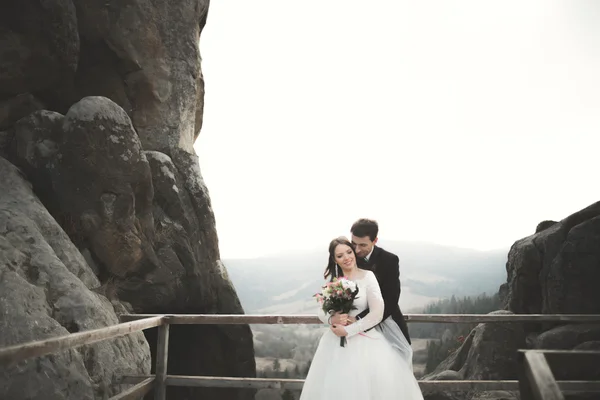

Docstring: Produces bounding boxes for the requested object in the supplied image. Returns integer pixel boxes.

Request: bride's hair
[323,236,356,281]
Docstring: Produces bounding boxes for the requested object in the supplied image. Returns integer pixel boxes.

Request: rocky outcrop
[0,1,255,399]
[1,95,254,399]
[425,311,525,382]
[0,157,151,399]
[535,220,558,234]
[426,201,600,400]
[502,201,600,317]
[423,310,524,400]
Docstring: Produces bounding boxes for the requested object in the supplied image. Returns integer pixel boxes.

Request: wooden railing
[1,314,600,400]
[518,349,600,400]
[0,316,164,400]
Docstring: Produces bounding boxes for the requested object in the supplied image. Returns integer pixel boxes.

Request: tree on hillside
[410,292,501,339]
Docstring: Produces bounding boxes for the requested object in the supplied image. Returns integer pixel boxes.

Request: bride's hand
[330,313,349,325]
[330,324,348,337]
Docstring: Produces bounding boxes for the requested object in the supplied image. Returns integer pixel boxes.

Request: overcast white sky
[194,0,600,259]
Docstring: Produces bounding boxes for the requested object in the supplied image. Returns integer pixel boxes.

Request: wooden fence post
[155,323,170,400]
[519,350,565,400]
[518,350,534,400]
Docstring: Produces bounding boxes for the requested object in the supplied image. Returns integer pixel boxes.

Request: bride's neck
[340,266,358,279]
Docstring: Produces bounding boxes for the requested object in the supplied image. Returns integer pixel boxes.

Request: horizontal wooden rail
[0,316,164,367]
[519,349,600,383]
[2,314,600,399]
[109,377,154,400]
[119,313,600,325]
[119,375,600,393]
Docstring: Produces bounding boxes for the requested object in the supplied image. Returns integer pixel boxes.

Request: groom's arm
[379,254,401,321]
[355,254,400,322]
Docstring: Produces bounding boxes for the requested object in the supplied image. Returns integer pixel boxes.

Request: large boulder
[503,201,600,317]
[534,324,600,350]
[49,96,156,278]
[423,311,524,400]
[541,209,600,315]
[424,311,525,381]
[0,156,151,399]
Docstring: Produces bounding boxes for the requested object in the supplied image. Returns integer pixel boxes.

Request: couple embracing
[299,219,424,400]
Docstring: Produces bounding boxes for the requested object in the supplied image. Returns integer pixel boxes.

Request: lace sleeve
[344,272,384,337]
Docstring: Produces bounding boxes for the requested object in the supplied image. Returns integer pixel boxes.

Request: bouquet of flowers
[314,277,360,347]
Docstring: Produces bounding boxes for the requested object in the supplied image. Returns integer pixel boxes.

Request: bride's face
[334,244,356,270]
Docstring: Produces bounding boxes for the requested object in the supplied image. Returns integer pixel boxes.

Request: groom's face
[351,235,377,258]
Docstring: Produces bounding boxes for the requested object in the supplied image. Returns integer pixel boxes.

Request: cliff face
[0,1,255,399]
[424,201,600,400]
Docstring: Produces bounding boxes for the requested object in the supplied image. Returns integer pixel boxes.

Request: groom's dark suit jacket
[356,245,411,344]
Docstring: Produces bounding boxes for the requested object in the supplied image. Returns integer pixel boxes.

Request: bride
[299,237,424,400]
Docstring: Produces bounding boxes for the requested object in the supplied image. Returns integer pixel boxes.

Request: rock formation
[424,201,600,400]
[0,156,152,399]
[502,201,600,319]
[0,1,255,399]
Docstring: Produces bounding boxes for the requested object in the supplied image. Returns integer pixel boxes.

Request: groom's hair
[350,218,378,241]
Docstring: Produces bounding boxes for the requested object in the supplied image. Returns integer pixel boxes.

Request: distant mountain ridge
[224,241,508,313]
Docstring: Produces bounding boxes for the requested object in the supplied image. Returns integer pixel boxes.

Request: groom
[337,218,411,344]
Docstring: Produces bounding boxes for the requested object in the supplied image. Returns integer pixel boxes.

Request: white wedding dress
[299,271,424,400]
